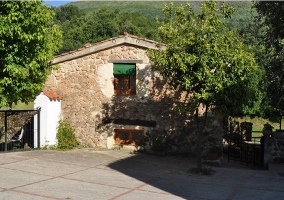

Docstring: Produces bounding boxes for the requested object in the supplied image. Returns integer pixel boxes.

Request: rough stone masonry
[45,35,224,156]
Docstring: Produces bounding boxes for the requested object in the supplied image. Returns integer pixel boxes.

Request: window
[113,63,136,95]
[114,129,144,145]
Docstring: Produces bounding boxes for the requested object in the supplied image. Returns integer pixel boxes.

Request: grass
[252,131,262,137]
[229,116,284,139]
[0,102,34,110]
[12,102,34,110]
[230,116,283,132]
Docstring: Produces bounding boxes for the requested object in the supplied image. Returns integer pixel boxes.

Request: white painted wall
[34,92,61,148]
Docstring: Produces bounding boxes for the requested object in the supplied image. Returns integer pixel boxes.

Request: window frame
[114,129,144,145]
[113,63,136,96]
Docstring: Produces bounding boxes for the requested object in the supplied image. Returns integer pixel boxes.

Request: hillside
[66,1,254,22]
[67,1,191,19]
[56,1,255,53]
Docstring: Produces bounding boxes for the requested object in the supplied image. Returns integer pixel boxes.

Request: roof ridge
[54,32,165,59]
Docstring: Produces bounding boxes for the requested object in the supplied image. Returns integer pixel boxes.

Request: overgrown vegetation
[144,130,170,153]
[56,120,79,150]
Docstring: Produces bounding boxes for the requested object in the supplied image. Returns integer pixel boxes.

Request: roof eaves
[50,32,166,65]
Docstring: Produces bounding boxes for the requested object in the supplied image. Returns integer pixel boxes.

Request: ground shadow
[107,150,262,199]
[107,152,201,199]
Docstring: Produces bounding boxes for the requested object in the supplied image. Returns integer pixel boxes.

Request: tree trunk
[195,104,209,172]
[196,107,202,171]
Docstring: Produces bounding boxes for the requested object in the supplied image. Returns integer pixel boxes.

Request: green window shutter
[113,63,136,75]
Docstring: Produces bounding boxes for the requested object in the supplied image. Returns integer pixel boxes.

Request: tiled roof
[43,90,62,100]
[51,32,166,65]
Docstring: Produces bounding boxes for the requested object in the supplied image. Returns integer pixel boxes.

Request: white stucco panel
[96,63,114,98]
[34,92,61,148]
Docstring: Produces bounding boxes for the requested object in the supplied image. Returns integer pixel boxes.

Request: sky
[45,0,77,7]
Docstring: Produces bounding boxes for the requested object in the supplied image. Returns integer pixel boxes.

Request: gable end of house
[50,32,166,65]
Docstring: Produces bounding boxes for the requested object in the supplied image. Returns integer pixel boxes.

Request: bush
[144,130,170,152]
[207,146,223,157]
[56,120,79,150]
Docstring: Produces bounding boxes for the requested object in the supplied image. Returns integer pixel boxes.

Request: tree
[53,4,84,24]
[254,2,284,53]
[147,1,262,171]
[253,2,284,116]
[58,8,159,54]
[0,0,62,107]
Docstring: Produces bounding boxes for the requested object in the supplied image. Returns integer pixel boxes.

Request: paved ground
[0,149,284,200]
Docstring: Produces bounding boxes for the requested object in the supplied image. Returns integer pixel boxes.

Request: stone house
[44,32,224,154]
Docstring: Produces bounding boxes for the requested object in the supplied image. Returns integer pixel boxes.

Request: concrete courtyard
[0,149,284,200]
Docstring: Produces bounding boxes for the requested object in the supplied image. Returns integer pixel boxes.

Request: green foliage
[229,115,281,132]
[66,1,169,20]
[254,2,284,52]
[56,120,79,150]
[41,144,57,150]
[53,4,84,24]
[54,1,256,60]
[147,1,262,116]
[0,0,62,107]
[67,1,253,23]
[11,101,34,110]
[253,2,284,115]
[58,8,159,53]
[147,1,263,172]
[144,130,169,152]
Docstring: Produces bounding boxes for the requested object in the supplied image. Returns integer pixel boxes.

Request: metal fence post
[37,107,41,148]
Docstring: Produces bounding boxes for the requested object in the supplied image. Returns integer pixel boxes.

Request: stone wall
[263,133,284,167]
[0,111,36,141]
[45,44,225,155]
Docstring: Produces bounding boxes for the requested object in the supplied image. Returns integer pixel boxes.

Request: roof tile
[43,90,62,100]
[52,33,166,60]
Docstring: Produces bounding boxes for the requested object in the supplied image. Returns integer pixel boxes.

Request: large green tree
[0,0,62,107]
[253,2,284,116]
[147,1,262,171]
[52,4,84,24]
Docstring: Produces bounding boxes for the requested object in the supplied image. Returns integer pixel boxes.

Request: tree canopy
[0,0,62,107]
[148,1,262,116]
[253,2,284,116]
[57,8,159,54]
[52,4,84,24]
[147,1,263,171]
